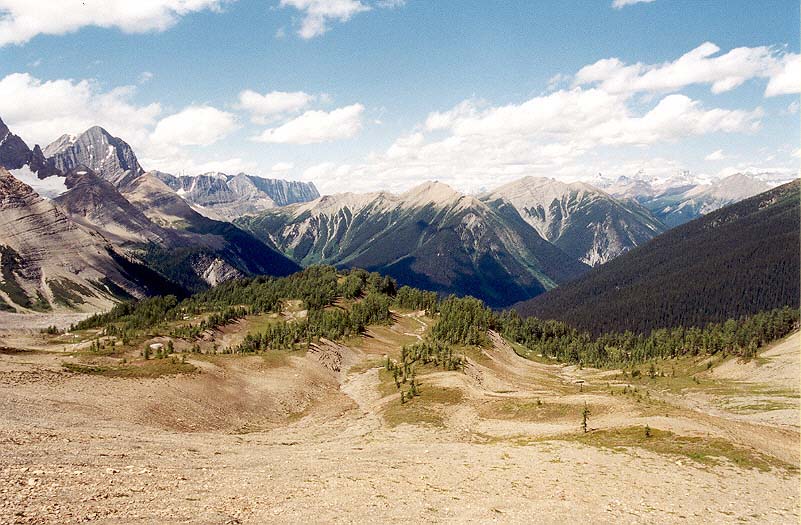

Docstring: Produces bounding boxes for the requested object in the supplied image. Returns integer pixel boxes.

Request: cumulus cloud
[151,105,238,147]
[300,88,763,194]
[236,89,314,123]
[251,103,364,144]
[279,0,370,39]
[423,90,761,146]
[705,149,725,161]
[765,53,801,97]
[0,72,247,177]
[612,0,656,8]
[0,72,160,147]
[575,42,795,96]
[0,0,227,46]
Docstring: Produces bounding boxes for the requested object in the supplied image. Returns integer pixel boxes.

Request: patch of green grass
[554,426,794,472]
[457,345,492,365]
[724,400,797,413]
[383,401,444,428]
[506,339,555,364]
[477,399,578,422]
[382,385,463,428]
[378,368,399,397]
[260,351,292,368]
[348,358,384,375]
[63,358,196,378]
[420,386,464,404]
[244,313,284,334]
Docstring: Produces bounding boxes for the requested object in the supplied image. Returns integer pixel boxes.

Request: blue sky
[0,0,798,193]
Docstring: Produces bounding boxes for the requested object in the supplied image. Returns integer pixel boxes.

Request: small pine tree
[644,425,652,438]
[581,403,590,433]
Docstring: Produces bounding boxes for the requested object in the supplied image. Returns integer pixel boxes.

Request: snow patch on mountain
[10,165,67,199]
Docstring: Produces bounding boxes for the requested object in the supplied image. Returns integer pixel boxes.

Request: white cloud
[279,0,370,39]
[271,161,295,172]
[0,73,245,176]
[376,0,405,7]
[138,71,154,84]
[426,90,761,146]
[0,72,160,147]
[151,105,238,147]
[0,0,227,47]
[705,149,725,161]
[153,156,258,176]
[765,53,801,97]
[251,103,364,144]
[612,0,656,8]
[300,89,763,194]
[575,42,792,96]
[236,89,314,123]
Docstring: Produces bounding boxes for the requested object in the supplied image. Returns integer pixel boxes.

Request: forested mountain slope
[237,181,589,307]
[514,180,800,334]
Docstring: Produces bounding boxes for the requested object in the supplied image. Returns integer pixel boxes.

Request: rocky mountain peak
[400,180,465,208]
[0,117,35,171]
[44,126,143,187]
[155,171,320,221]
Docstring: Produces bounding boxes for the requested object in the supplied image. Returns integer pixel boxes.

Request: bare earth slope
[0,316,797,524]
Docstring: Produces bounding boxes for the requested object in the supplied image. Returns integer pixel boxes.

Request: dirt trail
[0,320,797,524]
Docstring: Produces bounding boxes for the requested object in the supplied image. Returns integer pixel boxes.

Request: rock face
[0,117,33,170]
[640,174,774,228]
[44,127,143,187]
[113,171,301,292]
[237,181,589,308]
[596,172,777,228]
[35,124,303,292]
[481,177,666,266]
[0,119,302,305]
[0,167,177,312]
[156,172,320,220]
[54,167,167,245]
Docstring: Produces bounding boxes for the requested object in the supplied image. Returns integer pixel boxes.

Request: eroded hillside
[0,270,797,523]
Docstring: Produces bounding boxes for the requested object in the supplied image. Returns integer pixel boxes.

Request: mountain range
[515,179,800,334]
[594,171,775,227]
[0,117,301,311]
[236,181,590,307]
[155,172,319,221]
[0,114,787,311]
[480,177,665,265]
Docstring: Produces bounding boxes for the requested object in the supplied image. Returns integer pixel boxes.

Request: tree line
[73,265,799,368]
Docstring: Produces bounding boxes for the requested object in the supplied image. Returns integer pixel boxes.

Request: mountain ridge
[514,179,801,334]
[481,176,666,265]
[237,180,590,307]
